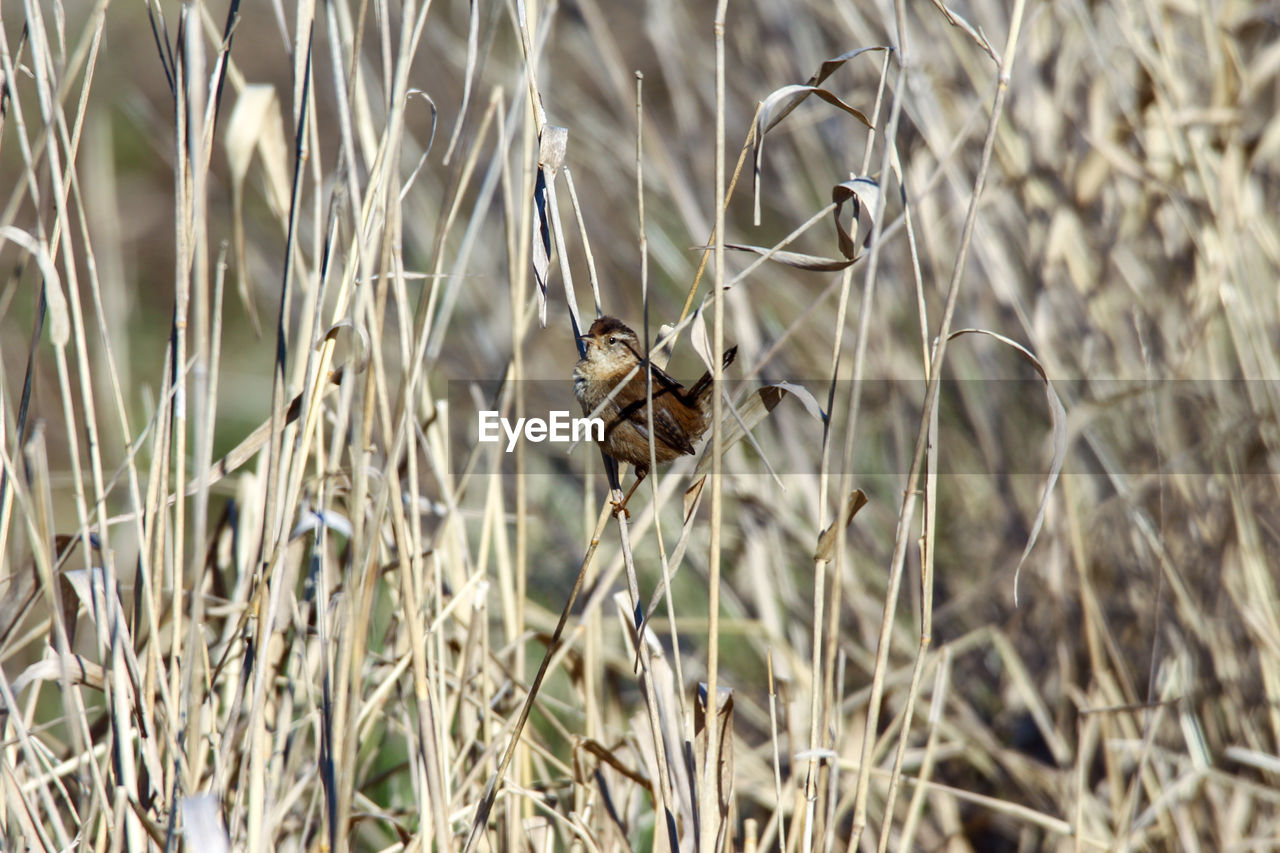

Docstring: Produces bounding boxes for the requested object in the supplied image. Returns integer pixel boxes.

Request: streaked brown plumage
[573,316,736,514]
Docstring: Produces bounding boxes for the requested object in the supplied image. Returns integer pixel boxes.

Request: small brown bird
[573,316,737,515]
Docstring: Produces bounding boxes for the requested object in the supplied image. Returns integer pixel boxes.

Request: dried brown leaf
[531,126,568,328]
[749,45,890,224]
[11,649,105,695]
[684,475,707,524]
[726,175,880,271]
[694,383,825,477]
[724,242,856,271]
[832,176,882,258]
[690,306,714,372]
[947,329,1066,604]
[814,489,869,562]
[754,84,872,224]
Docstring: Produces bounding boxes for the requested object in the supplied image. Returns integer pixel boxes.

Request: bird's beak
[576,334,591,345]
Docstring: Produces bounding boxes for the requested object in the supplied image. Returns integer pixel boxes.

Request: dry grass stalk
[1,0,1278,850]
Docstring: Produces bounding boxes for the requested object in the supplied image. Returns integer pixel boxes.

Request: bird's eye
[608,336,617,345]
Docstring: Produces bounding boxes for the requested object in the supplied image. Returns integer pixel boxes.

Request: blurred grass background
[2,0,1279,850]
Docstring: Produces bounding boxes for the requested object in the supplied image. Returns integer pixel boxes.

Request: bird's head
[576,316,643,376]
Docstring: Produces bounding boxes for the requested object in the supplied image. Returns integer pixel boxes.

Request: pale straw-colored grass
[1,0,1278,850]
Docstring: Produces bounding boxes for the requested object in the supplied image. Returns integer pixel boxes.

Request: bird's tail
[687,345,738,401]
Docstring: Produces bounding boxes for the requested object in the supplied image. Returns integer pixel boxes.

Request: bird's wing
[607,377,698,457]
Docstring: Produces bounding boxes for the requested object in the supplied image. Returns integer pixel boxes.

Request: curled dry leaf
[0,227,68,347]
[724,243,856,271]
[802,45,894,90]
[690,306,714,372]
[539,124,569,173]
[814,489,869,562]
[400,89,439,200]
[760,83,872,133]
[532,182,552,329]
[225,85,289,335]
[771,380,827,422]
[727,175,882,271]
[832,177,882,258]
[946,329,1066,604]
[767,45,894,135]
[751,44,891,224]
[63,566,109,623]
[320,319,371,375]
[693,382,826,477]
[11,649,106,696]
[531,126,568,328]
[225,85,290,221]
[683,475,707,524]
[754,84,871,225]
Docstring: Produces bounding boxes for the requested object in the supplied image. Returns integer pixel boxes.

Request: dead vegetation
[1,0,1278,850]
